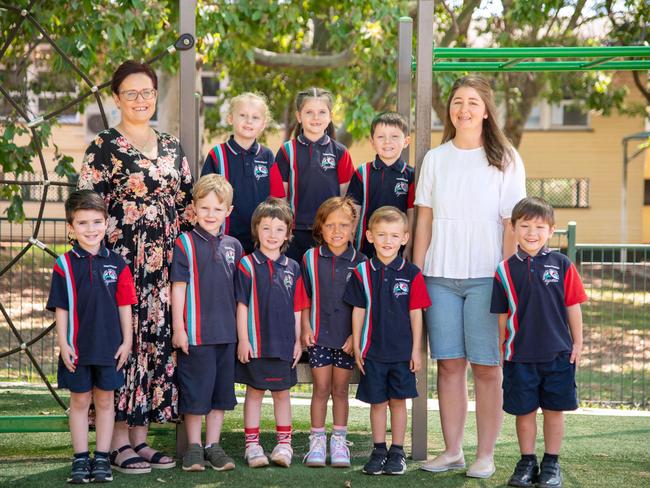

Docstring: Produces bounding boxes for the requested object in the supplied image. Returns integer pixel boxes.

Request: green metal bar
[581,57,615,69]
[575,244,650,250]
[432,46,650,59]
[500,58,524,68]
[424,61,650,72]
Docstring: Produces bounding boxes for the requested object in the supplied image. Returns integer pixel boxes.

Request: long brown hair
[441,76,513,171]
[293,87,336,139]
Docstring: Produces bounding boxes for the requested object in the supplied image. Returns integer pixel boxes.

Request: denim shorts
[424,276,499,365]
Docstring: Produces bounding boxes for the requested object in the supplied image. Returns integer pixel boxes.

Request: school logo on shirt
[394,181,408,197]
[320,153,336,171]
[224,246,236,265]
[254,161,269,180]
[346,267,356,282]
[393,280,410,298]
[283,271,294,290]
[543,268,560,285]
[102,266,118,284]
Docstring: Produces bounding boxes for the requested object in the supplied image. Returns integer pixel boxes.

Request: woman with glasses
[78,60,193,474]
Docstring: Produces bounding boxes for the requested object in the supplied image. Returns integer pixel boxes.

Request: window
[202,72,220,107]
[644,180,650,206]
[526,178,589,208]
[550,100,588,128]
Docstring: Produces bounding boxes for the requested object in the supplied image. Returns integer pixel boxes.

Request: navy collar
[251,249,289,267]
[369,255,405,271]
[297,133,331,146]
[226,135,260,156]
[318,243,357,261]
[71,243,110,259]
[514,246,551,261]
[372,156,407,174]
[192,226,223,242]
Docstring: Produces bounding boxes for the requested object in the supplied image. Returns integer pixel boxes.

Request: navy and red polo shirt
[346,157,415,255]
[236,250,309,361]
[301,244,366,349]
[491,248,588,363]
[170,226,243,345]
[202,136,285,251]
[275,134,354,230]
[343,256,431,362]
[46,244,137,366]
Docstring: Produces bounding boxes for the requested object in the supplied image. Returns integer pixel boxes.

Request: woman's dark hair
[442,76,513,171]
[111,60,157,94]
[65,190,108,224]
[293,87,336,139]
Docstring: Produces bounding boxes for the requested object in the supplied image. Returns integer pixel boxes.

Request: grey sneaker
[303,433,326,467]
[182,443,205,471]
[205,443,235,471]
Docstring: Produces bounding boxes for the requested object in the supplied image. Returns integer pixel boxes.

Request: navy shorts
[503,353,578,415]
[308,345,354,370]
[177,343,237,414]
[356,359,418,404]
[235,357,297,391]
[57,357,124,393]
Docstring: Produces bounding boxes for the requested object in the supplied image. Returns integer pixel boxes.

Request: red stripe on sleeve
[175,237,187,256]
[115,266,137,306]
[238,261,251,278]
[409,272,432,310]
[407,181,415,209]
[337,149,354,184]
[269,163,286,197]
[564,263,588,306]
[53,262,65,276]
[293,276,310,311]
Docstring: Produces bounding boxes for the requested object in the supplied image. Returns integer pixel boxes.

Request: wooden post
[411,0,434,462]
[397,16,413,163]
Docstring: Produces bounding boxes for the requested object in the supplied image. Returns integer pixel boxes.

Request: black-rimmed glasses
[119,88,157,101]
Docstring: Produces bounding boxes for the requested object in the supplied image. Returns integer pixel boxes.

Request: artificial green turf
[1,386,650,486]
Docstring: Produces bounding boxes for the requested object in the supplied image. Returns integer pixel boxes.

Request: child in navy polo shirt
[275,87,354,261]
[301,196,366,468]
[344,206,431,476]
[201,92,285,253]
[171,174,243,472]
[491,197,587,488]
[346,112,415,259]
[47,190,137,484]
[235,198,309,468]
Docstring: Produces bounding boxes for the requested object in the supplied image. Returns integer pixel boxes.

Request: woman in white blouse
[413,76,526,478]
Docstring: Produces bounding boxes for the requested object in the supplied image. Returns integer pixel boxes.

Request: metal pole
[411,0,434,462]
[179,0,198,178]
[567,221,577,263]
[621,139,628,244]
[397,16,413,163]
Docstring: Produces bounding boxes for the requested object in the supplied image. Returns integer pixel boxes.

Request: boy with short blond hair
[171,174,243,472]
[491,197,587,488]
[344,206,431,475]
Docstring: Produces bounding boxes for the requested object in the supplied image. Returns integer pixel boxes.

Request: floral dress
[78,127,193,425]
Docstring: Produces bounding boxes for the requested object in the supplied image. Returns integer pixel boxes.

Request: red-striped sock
[276,425,292,446]
[245,426,260,448]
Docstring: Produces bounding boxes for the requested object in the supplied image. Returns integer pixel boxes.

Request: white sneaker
[303,433,326,467]
[270,443,293,467]
[329,433,352,468]
[420,450,465,473]
[244,444,269,468]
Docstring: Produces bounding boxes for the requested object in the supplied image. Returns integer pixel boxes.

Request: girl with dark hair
[274,88,354,261]
[78,59,194,474]
[413,76,526,479]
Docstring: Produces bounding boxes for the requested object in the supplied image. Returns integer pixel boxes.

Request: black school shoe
[91,456,114,483]
[382,446,407,475]
[362,447,388,475]
[537,459,563,488]
[68,456,91,484]
[508,458,539,487]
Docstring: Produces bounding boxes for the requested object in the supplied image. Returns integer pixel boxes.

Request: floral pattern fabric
[78,127,193,425]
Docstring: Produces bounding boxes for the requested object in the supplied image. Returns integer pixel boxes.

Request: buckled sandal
[133,442,176,469]
[109,445,151,475]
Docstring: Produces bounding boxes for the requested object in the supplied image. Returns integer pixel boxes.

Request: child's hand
[237,341,253,364]
[292,340,303,368]
[58,343,76,373]
[302,329,315,348]
[114,343,132,370]
[410,350,421,373]
[172,329,189,355]
[570,342,582,365]
[354,349,365,375]
[341,335,354,356]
